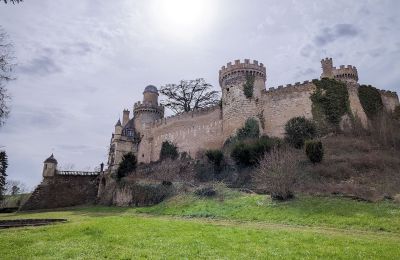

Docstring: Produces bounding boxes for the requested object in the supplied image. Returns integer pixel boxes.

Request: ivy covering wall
[311,78,350,132]
[358,85,383,118]
[243,74,254,99]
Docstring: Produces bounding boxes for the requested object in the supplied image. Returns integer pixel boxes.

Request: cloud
[314,24,360,47]
[18,56,62,75]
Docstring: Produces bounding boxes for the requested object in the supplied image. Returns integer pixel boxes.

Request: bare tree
[0,27,15,127]
[160,78,220,114]
[254,147,299,201]
[5,180,28,195]
[2,0,23,4]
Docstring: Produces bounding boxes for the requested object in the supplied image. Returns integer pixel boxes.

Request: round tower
[321,57,334,79]
[43,154,57,177]
[133,85,164,131]
[219,59,266,139]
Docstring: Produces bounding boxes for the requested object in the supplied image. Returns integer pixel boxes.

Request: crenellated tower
[320,58,358,84]
[133,85,164,132]
[219,59,266,139]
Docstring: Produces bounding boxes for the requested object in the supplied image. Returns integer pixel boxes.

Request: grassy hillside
[1,194,400,259]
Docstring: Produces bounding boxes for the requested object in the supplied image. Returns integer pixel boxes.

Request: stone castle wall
[137,106,224,163]
[261,81,316,137]
[380,90,399,112]
[20,175,98,211]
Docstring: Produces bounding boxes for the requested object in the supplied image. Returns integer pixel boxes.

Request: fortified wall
[20,155,100,211]
[106,57,399,169]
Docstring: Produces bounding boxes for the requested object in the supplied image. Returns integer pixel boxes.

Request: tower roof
[115,119,122,127]
[144,85,158,94]
[44,154,57,164]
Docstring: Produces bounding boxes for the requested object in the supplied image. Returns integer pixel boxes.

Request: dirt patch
[0,219,67,229]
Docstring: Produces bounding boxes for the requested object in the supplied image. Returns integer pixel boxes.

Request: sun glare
[151,0,215,40]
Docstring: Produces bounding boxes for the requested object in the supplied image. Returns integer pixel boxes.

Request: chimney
[122,109,130,126]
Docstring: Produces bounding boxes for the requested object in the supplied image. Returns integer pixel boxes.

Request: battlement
[265,79,317,96]
[379,89,398,98]
[133,101,164,115]
[219,59,266,85]
[149,105,221,128]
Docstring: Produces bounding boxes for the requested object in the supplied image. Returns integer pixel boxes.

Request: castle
[107,58,399,170]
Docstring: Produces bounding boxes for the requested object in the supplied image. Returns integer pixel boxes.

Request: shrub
[284,117,317,149]
[311,78,350,129]
[254,147,299,201]
[358,85,383,118]
[231,136,281,167]
[160,141,179,161]
[117,152,137,180]
[305,140,324,163]
[237,118,260,140]
[243,74,254,99]
[205,149,224,171]
[194,186,217,197]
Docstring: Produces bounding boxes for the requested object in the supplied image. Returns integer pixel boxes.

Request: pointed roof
[44,154,58,164]
[115,119,122,127]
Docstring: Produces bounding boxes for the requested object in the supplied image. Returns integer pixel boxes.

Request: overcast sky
[0,0,399,189]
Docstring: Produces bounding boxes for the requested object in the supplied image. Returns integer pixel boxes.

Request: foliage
[305,140,324,163]
[160,78,220,114]
[205,149,224,171]
[194,186,217,197]
[2,0,23,3]
[0,150,8,201]
[284,117,317,149]
[116,152,137,180]
[255,147,298,200]
[237,117,260,140]
[160,141,179,161]
[243,74,254,99]
[311,78,350,130]
[0,27,15,127]
[358,85,383,118]
[231,136,281,167]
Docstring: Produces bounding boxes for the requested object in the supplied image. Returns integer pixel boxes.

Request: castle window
[142,154,144,157]
[226,87,230,92]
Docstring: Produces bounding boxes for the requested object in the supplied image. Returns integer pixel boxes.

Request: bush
[358,85,383,118]
[194,186,217,197]
[160,141,179,161]
[254,147,299,201]
[305,140,324,163]
[284,117,317,149]
[237,118,260,140]
[205,149,224,171]
[231,136,281,167]
[117,152,137,180]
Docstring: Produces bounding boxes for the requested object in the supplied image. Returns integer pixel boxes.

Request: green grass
[0,194,400,259]
[137,193,400,233]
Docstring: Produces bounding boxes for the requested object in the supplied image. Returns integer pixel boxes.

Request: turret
[321,58,334,79]
[122,109,130,126]
[43,154,57,177]
[133,85,164,131]
[219,59,266,138]
[114,119,122,135]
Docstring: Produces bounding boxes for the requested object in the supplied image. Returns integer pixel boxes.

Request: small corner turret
[43,154,57,177]
[320,57,358,84]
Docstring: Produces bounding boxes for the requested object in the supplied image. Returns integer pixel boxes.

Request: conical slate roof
[115,119,122,127]
[44,154,57,164]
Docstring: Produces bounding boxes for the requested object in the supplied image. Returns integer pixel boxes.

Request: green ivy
[237,118,260,140]
[243,74,254,99]
[311,78,350,131]
[358,85,383,118]
[160,141,179,161]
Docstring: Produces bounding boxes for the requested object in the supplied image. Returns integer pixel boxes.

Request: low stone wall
[19,175,98,211]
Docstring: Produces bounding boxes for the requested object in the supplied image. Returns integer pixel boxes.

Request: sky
[0,0,399,189]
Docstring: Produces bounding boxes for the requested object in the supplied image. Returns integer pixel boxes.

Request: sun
[151,0,215,40]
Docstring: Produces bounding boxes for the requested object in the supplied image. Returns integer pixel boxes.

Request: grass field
[1,194,400,259]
